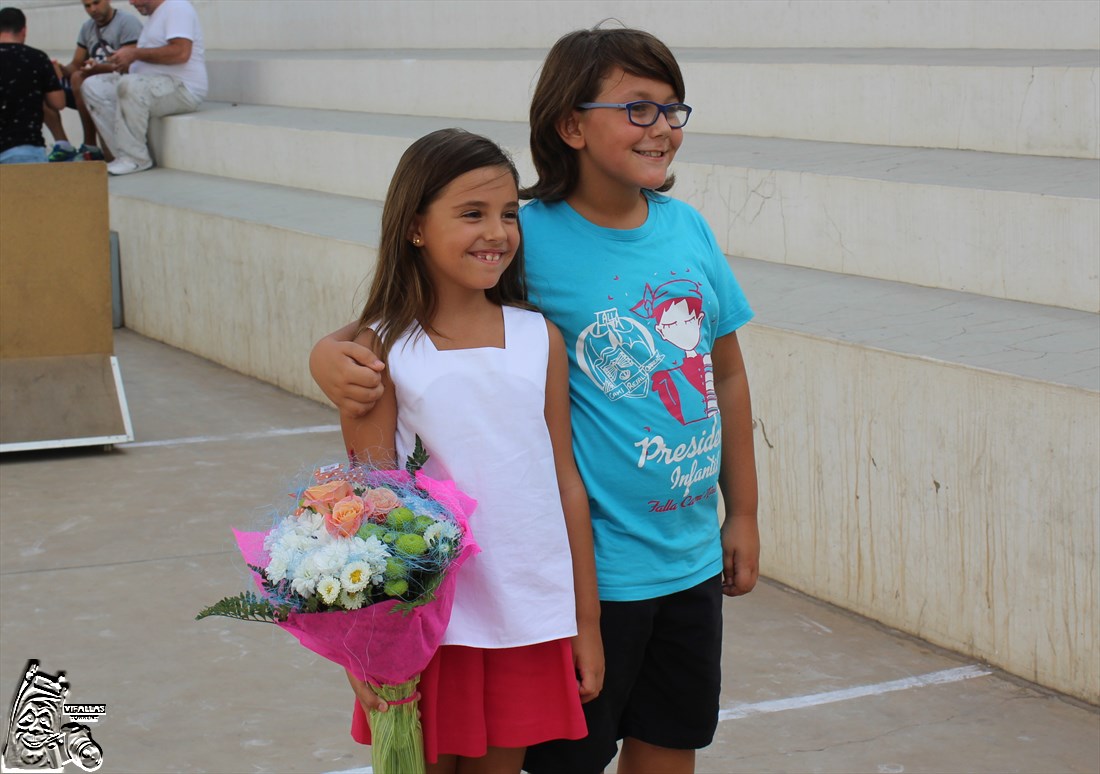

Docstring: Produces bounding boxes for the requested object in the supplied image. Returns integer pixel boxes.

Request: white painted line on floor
[718,664,993,721]
[794,612,834,634]
[321,665,994,774]
[118,424,341,448]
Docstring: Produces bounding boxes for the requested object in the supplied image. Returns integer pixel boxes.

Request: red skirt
[351,639,587,762]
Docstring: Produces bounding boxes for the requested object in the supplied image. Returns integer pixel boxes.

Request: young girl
[340,127,603,774]
[312,28,759,774]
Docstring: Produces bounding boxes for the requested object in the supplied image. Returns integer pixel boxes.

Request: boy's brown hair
[356,128,528,355]
[522,26,686,203]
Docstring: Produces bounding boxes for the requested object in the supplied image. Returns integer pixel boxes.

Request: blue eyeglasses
[576,100,692,128]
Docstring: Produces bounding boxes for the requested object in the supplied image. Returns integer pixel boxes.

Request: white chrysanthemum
[338,589,365,610]
[351,533,387,556]
[296,553,325,584]
[281,533,313,555]
[317,576,341,605]
[423,520,460,548]
[349,534,389,563]
[344,536,389,586]
[266,554,289,582]
[296,511,326,533]
[422,522,442,547]
[291,571,317,598]
[265,512,328,567]
[340,561,371,592]
[263,525,290,556]
[262,509,396,606]
[311,540,351,578]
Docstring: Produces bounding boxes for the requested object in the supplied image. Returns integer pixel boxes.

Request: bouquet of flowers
[197,442,478,774]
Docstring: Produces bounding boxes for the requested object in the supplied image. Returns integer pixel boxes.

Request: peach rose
[363,487,402,516]
[326,495,373,538]
[300,480,353,516]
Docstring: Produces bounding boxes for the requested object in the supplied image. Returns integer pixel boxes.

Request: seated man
[0,7,64,164]
[43,0,143,162]
[82,0,206,175]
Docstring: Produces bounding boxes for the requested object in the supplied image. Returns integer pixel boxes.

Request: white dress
[387,305,577,648]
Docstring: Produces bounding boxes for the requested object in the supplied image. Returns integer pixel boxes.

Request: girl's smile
[410,165,520,294]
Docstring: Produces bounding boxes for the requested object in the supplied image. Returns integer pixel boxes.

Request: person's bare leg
[617,738,694,774]
[456,746,526,774]
[44,60,69,146]
[428,753,458,774]
[70,71,99,150]
[42,102,67,145]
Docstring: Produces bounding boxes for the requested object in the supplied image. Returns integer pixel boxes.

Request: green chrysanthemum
[395,533,427,556]
[384,578,409,597]
[386,507,416,530]
[356,523,387,541]
[384,557,408,579]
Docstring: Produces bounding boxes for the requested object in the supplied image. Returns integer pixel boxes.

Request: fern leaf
[405,434,430,475]
[195,592,289,623]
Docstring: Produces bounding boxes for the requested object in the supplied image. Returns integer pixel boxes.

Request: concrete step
[197,47,1100,159]
[24,0,1100,53]
[106,170,380,400]
[149,103,1100,312]
[102,167,1100,702]
[150,104,532,201]
[103,167,1099,394]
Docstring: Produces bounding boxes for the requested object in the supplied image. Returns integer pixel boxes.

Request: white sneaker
[107,157,153,176]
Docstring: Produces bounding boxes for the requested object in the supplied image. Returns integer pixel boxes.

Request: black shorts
[523,574,723,774]
[61,76,76,109]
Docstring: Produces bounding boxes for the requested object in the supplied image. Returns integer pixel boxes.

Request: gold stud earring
[412,238,422,246]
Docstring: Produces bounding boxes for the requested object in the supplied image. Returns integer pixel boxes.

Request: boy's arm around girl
[310,325,760,586]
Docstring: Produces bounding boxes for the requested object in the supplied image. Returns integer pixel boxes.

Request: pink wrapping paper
[234,470,478,685]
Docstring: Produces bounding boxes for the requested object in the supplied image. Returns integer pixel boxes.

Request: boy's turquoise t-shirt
[521,195,754,602]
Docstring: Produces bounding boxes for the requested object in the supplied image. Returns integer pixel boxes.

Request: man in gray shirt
[43,0,143,162]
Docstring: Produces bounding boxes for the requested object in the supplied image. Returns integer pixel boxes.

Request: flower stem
[369,677,425,774]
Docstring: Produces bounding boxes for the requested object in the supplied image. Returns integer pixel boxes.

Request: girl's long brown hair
[522,26,686,203]
[355,129,529,356]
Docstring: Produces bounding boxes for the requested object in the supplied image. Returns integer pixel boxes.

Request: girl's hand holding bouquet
[198,440,478,774]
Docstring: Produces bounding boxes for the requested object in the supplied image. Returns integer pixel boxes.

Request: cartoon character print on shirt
[630,278,717,426]
[576,308,664,401]
[575,270,722,512]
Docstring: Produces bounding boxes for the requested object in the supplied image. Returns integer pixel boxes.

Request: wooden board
[0,163,132,450]
[0,354,132,450]
[0,162,112,358]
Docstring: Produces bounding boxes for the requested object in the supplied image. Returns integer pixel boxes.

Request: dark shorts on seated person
[61,75,76,109]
